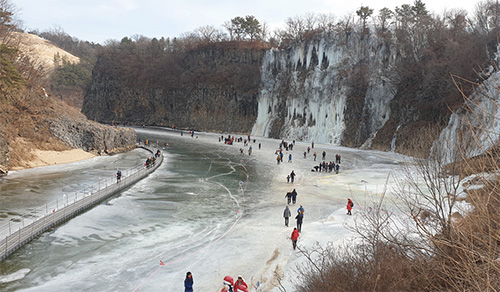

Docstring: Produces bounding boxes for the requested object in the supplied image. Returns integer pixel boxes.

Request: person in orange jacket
[347,198,354,215]
[291,227,300,250]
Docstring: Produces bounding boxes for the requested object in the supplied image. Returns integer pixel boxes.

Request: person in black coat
[296,210,304,232]
[185,271,193,292]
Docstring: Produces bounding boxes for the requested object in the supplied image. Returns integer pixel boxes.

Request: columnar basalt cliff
[82,30,489,156]
[83,42,268,133]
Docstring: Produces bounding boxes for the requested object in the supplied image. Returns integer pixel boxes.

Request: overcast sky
[14,0,480,44]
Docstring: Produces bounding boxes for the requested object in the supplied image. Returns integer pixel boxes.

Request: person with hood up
[347,198,354,215]
[184,271,193,292]
[221,275,234,292]
[291,227,300,250]
[234,276,248,292]
[283,206,291,227]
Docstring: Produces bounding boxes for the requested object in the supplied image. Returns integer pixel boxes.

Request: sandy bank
[11,149,96,171]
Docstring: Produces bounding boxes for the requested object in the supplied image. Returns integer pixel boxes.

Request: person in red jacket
[347,198,354,215]
[221,275,234,292]
[234,275,248,292]
[291,227,300,250]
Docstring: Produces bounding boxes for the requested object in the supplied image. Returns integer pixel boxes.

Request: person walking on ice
[283,205,291,227]
[116,170,122,183]
[291,189,298,204]
[291,227,300,250]
[296,208,304,232]
[184,271,193,292]
[347,198,354,215]
[290,170,296,183]
[285,191,292,204]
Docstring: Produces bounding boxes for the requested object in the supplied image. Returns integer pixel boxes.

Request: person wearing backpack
[347,198,354,215]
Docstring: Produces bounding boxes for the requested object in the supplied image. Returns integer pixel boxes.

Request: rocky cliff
[48,115,136,154]
[82,30,489,156]
[0,93,136,176]
[83,42,268,133]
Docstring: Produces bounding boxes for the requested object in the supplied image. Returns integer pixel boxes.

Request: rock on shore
[48,116,137,155]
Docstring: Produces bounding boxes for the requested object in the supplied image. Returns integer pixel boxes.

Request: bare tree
[195,25,226,43]
[316,13,336,33]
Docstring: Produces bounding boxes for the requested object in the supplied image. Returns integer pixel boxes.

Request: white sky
[14,0,480,44]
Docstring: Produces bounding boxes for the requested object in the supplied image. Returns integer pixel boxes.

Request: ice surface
[0,128,439,292]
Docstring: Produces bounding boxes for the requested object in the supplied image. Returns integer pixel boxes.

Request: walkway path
[0,145,163,261]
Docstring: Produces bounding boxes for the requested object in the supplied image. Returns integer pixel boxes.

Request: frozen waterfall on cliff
[432,71,500,163]
[251,35,396,146]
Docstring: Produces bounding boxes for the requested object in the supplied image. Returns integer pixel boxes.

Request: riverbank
[10,149,96,171]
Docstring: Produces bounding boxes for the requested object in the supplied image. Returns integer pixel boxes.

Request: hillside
[0,31,135,176]
[11,32,80,74]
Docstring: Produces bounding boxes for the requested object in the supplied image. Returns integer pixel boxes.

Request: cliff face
[0,94,136,175]
[48,115,136,154]
[83,32,488,156]
[252,36,395,148]
[83,42,267,133]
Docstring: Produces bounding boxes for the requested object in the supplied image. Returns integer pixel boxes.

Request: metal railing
[0,145,163,261]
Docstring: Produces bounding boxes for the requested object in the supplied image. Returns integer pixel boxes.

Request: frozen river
[0,127,408,291]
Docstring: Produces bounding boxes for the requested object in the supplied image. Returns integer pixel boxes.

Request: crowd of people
[172,134,357,290]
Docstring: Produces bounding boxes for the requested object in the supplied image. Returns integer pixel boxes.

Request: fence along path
[0,145,163,261]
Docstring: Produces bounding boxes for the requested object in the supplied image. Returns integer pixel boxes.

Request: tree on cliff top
[223,15,262,41]
[356,6,373,34]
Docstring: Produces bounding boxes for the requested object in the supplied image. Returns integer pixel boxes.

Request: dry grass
[0,89,83,168]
